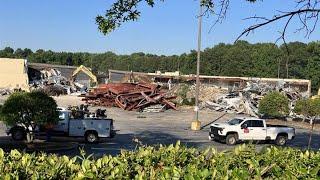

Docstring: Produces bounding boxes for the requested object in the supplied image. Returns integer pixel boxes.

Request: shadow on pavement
[0,130,319,157]
[287,132,320,150]
[81,131,205,157]
[0,136,78,153]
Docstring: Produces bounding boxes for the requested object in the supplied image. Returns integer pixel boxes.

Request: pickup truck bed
[267,124,289,128]
[266,126,295,140]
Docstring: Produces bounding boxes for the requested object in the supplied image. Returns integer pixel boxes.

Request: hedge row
[0,143,319,179]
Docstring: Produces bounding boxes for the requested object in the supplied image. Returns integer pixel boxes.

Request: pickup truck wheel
[226,134,237,145]
[275,135,287,146]
[85,131,98,143]
[12,129,26,141]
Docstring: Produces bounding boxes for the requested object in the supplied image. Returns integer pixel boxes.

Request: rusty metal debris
[82,83,177,111]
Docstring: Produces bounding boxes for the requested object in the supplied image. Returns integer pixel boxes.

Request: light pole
[191,1,203,131]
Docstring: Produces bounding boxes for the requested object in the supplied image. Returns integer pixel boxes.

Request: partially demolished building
[0,58,29,93]
[108,69,311,116]
[28,63,92,86]
[27,63,100,95]
[0,58,98,96]
[108,69,311,97]
[0,58,313,116]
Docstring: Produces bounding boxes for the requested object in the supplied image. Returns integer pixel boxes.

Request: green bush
[259,91,289,118]
[0,91,59,142]
[177,84,195,106]
[181,97,195,106]
[295,99,312,117]
[0,143,319,179]
[177,84,189,97]
[295,98,320,116]
[0,91,58,127]
[295,98,320,125]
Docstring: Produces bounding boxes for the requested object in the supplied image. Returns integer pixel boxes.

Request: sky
[0,0,319,55]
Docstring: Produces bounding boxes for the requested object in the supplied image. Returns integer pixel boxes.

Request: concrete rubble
[82,82,177,112]
[0,88,13,96]
[0,58,94,97]
[201,80,308,117]
[29,68,86,96]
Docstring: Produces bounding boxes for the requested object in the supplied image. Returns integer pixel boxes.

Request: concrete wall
[0,58,29,91]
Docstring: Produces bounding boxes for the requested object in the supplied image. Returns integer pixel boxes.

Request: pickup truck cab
[209,117,295,146]
[7,108,115,143]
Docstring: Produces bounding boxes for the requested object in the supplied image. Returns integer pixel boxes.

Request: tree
[14,48,33,58]
[0,41,319,92]
[3,47,14,54]
[294,98,320,149]
[258,92,290,118]
[96,0,252,34]
[14,48,24,58]
[0,47,14,58]
[295,99,312,122]
[23,48,33,57]
[0,91,59,142]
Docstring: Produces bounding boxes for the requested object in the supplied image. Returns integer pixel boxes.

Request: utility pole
[277,57,281,79]
[286,56,289,78]
[191,1,203,131]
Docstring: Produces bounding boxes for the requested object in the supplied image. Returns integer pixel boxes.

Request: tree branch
[235,8,320,42]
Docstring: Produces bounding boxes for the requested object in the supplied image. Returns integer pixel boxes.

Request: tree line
[1,40,320,92]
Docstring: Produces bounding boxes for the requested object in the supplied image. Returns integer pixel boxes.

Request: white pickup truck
[209,117,295,146]
[7,108,115,143]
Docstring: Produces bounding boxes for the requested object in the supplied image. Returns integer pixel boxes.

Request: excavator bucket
[71,65,98,88]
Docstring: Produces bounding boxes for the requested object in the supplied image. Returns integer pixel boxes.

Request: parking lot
[81,107,320,156]
[0,95,320,157]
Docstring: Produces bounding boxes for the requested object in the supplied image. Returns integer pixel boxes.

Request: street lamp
[191,1,203,131]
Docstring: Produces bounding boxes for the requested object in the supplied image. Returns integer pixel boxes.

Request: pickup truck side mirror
[241,124,247,129]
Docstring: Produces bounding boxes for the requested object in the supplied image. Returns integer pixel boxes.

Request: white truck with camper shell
[209,117,295,146]
[7,107,115,143]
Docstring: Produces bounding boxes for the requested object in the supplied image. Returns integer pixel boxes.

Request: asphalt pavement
[0,108,319,157]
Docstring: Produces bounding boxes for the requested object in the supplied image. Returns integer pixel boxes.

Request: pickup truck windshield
[227,118,244,125]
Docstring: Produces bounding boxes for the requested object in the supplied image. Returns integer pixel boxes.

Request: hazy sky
[0,0,319,55]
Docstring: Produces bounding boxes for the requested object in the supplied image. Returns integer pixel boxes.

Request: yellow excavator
[71,65,98,88]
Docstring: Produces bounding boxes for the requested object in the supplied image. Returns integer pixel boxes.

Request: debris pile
[201,80,307,117]
[0,88,13,96]
[29,68,86,96]
[167,84,228,105]
[189,84,228,103]
[82,83,177,111]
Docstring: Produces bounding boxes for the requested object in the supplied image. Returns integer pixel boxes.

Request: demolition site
[0,58,319,156]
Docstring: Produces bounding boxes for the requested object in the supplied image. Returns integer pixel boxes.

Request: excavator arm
[71,65,98,87]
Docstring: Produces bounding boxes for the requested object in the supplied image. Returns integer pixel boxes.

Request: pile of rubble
[0,88,13,96]
[201,80,308,117]
[167,84,228,105]
[82,83,177,112]
[29,68,86,96]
